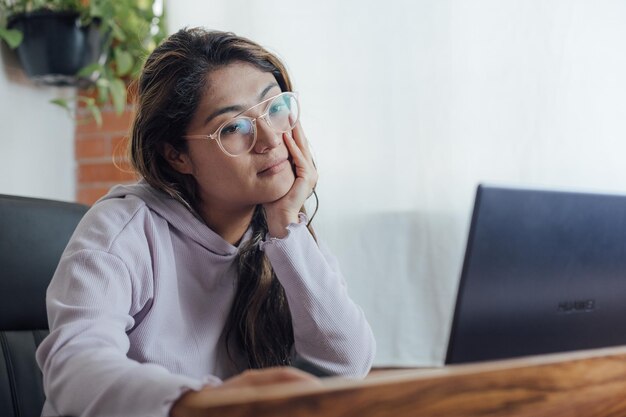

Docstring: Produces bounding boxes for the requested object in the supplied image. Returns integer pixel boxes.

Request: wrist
[170,385,215,417]
[265,210,300,239]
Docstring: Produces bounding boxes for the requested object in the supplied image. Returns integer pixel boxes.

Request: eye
[268,97,289,115]
[221,118,252,136]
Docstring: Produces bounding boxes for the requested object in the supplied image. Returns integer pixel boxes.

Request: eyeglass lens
[218,93,299,156]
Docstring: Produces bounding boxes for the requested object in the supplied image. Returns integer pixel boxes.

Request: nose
[252,117,281,153]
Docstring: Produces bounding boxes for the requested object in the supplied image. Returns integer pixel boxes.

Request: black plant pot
[8,10,106,86]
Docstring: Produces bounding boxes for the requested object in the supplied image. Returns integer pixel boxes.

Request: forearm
[37,249,208,417]
[38,334,206,417]
[261,220,376,377]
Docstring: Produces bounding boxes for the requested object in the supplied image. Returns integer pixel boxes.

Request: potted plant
[0,0,167,125]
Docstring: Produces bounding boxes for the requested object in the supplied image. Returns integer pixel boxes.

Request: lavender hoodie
[35,181,375,417]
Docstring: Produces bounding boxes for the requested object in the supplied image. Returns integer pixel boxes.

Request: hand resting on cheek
[263,121,318,239]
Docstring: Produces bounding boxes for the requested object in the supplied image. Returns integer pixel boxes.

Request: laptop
[445,184,626,364]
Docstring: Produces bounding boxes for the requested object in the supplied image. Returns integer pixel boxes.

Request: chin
[259,172,295,203]
[265,183,293,203]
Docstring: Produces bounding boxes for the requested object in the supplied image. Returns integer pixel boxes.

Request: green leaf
[95,82,108,104]
[87,102,103,127]
[137,0,150,11]
[110,20,126,42]
[114,48,133,77]
[95,78,109,88]
[50,98,71,111]
[77,96,96,106]
[90,2,103,18]
[110,78,126,115]
[0,27,23,49]
[77,62,103,78]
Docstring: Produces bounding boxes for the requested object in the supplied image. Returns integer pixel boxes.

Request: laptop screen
[446,185,626,364]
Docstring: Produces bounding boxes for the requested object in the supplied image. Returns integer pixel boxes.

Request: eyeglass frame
[183,91,300,157]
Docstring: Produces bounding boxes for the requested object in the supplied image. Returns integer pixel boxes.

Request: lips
[257,158,289,176]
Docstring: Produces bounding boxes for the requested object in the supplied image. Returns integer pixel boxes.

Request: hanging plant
[0,0,167,126]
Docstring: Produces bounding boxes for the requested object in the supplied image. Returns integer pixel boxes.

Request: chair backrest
[0,194,88,417]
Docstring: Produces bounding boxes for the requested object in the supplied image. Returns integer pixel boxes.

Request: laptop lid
[445,185,626,364]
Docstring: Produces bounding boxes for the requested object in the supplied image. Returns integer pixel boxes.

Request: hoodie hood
[99,180,253,257]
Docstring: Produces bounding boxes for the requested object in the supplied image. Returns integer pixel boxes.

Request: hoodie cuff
[160,374,210,417]
[260,212,308,250]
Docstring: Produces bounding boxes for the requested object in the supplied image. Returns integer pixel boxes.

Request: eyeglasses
[184,91,300,157]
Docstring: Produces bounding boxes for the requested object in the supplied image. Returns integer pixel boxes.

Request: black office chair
[0,194,88,417]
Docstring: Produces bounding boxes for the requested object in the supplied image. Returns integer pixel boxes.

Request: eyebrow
[203,82,280,127]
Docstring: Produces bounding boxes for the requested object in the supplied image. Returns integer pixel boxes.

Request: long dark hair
[129,28,313,368]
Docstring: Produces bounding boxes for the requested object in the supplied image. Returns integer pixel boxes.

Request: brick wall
[74,103,138,205]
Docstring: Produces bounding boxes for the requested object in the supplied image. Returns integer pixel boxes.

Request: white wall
[168,0,626,366]
[0,44,75,201]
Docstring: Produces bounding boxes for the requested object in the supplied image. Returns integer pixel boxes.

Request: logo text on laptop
[557,299,595,314]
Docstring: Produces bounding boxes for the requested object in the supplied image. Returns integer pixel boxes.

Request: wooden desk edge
[187,345,626,417]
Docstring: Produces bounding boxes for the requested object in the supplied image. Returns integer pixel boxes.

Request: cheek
[188,152,234,186]
[263,166,296,201]
[195,157,256,195]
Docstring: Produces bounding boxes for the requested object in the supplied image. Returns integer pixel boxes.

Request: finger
[290,121,313,161]
[283,135,317,198]
[232,367,321,386]
[283,132,309,169]
[286,135,317,187]
[287,131,318,175]
[285,136,315,189]
[259,367,321,383]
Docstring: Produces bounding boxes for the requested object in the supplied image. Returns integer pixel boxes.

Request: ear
[162,143,194,175]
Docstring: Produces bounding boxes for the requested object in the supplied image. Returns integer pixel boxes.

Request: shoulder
[66,194,159,255]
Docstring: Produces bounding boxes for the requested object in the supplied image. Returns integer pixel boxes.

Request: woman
[36,28,375,417]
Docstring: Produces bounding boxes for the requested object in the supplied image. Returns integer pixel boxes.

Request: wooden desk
[183,346,626,417]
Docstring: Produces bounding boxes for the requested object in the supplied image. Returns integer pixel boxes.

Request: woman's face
[176,61,295,213]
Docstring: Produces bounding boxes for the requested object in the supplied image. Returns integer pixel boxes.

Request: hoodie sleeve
[36,249,207,417]
[260,218,376,377]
